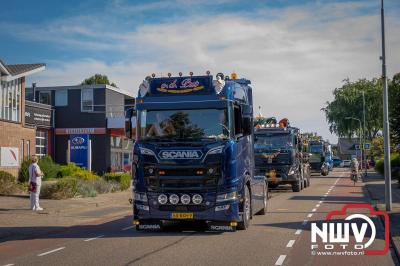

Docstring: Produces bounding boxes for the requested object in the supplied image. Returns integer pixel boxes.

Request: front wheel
[292,180,301,192]
[237,185,251,230]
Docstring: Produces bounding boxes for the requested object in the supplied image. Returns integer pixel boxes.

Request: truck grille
[144,165,220,192]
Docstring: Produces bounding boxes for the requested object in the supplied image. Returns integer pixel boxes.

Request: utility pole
[362,91,367,177]
[381,0,392,211]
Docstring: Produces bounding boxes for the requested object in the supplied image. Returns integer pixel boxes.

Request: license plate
[171,212,194,219]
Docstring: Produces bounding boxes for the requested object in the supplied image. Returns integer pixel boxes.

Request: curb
[363,180,400,262]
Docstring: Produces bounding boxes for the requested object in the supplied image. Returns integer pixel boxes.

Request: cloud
[26,1,400,143]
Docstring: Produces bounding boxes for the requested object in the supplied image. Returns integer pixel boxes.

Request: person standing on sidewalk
[28,155,44,211]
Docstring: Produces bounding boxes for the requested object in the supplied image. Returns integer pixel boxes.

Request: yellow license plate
[171,212,194,219]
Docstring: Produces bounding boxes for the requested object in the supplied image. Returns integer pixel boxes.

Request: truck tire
[237,185,251,230]
[292,180,301,192]
[256,182,268,215]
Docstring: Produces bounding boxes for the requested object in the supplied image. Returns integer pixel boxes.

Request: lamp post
[380,0,392,211]
[346,117,363,169]
[362,91,367,177]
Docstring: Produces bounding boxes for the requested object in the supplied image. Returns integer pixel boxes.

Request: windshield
[254,133,293,150]
[138,109,229,141]
[309,145,323,153]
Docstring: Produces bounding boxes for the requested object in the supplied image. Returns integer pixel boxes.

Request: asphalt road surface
[1,169,398,266]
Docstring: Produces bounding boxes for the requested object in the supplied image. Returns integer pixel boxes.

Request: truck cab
[125,73,268,231]
[254,122,310,192]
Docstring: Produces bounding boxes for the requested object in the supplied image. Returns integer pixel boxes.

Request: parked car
[342,160,351,167]
[333,158,343,167]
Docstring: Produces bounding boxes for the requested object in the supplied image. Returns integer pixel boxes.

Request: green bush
[41,177,78,199]
[103,172,131,190]
[375,153,400,183]
[59,163,81,177]
[38,156,60,180]
[0,171,17,195]
[74,169,100,181]
[76,179,98,197]
[75,178,120,198]
[19,157,32,183]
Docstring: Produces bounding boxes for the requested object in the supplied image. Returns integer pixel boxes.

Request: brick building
[0,59,45,176]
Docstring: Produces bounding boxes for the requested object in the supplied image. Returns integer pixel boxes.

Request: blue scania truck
[125,73,268,231]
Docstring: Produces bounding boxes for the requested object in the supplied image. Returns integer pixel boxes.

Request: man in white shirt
[29,155,44,211]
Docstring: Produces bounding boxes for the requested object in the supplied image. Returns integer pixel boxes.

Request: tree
[389,73,400,146]
[81,74,117,87]
[323,78,383,140]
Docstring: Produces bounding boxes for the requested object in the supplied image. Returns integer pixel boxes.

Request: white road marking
[3,264,15,266]
[316,204,320,207]
[295,229,302,235]
[275,255,287,266]
[319,201,323,204]
[122,225,135,231]
[307,213,313,218]
[302,220,308,225]
[37,247,65,257]
[286,240,295,248]
[84,235,105,242]
[312,208,317,212]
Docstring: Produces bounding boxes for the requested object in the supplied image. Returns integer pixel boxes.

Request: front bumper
[134,192,241,222]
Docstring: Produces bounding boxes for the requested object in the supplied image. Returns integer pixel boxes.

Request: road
[0,168,398,266]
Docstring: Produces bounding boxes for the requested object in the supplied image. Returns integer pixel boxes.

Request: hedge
[103,172,131,190]
[375,153,400,183]
[0,171,17,195]
[41,178,78,199]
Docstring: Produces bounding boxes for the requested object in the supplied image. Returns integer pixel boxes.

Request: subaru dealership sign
[69,134,89,168]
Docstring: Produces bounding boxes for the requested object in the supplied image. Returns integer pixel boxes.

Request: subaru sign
[70,134,89,168]
[158,150,203,160]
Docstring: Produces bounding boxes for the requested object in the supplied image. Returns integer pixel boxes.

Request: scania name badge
[158,150,203,160]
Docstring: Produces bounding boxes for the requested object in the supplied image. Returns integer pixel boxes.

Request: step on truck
[253,118,311,192]
[125,72,268,231]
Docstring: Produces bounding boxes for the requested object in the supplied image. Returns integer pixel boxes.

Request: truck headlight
[181,194,191,205]
[158,194,168,204]
[216,191,237,202]
[169,194,179,205]
[134,192,148,202]
[140,147,156,156]
[192,194,203,205]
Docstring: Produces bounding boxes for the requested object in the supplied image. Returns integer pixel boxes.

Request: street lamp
[345,117,363,170]
[380,0,392,211]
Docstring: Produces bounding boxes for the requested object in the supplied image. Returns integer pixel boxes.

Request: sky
[1,0,399,143]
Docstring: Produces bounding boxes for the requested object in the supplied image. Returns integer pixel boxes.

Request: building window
[0,79,21,122]
[36,130,48,158]
[81,89,93,112]
[55,89,68,106]
[39,91,51,105]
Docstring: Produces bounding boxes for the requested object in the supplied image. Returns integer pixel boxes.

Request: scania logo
[158,150,203,160]
[72,137,85,145]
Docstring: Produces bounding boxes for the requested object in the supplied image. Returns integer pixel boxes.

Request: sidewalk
[0,190,132,242]
[363,170,400,259]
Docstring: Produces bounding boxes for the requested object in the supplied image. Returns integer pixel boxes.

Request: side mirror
[125,108,136,139]
[242,117,252,136]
